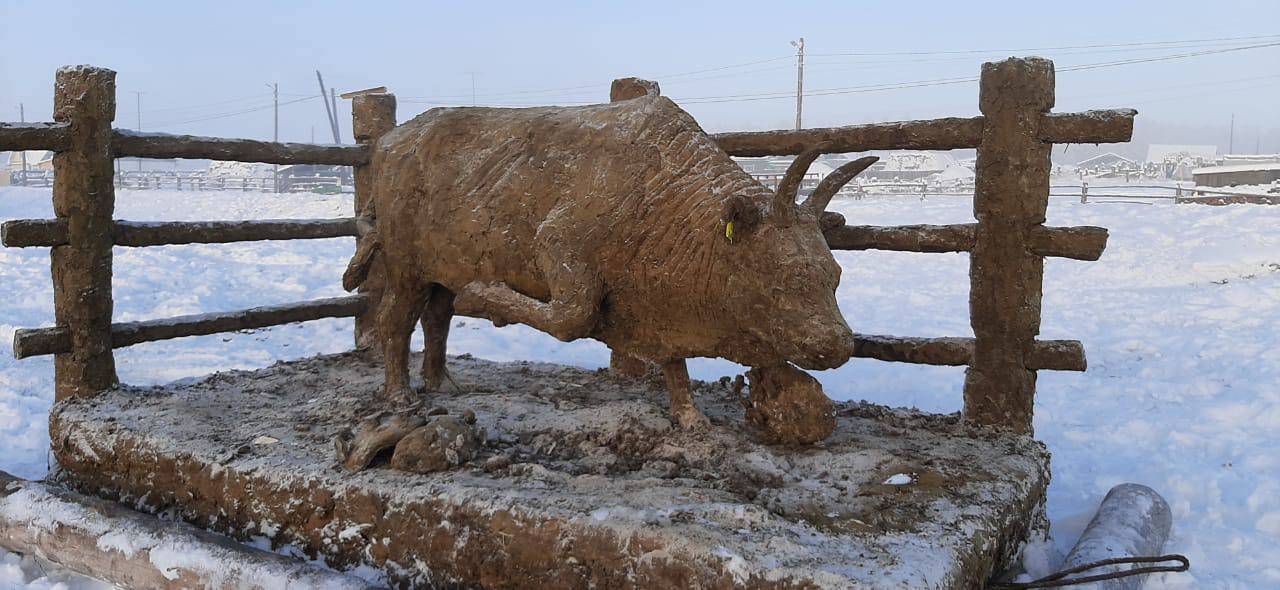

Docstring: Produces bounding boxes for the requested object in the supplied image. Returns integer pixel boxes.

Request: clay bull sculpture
[344,79,877,428]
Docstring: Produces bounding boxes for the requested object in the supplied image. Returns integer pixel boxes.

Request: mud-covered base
[51,351,1049,589]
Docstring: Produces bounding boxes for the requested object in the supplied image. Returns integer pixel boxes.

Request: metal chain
[988,554,1190,589]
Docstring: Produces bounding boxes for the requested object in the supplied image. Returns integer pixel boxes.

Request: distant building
[861,151,957,181]
[1191,162,1280,188]
[1146,144,1218,180]
[1075,152,1139,178]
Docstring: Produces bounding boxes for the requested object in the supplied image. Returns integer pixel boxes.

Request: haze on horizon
[3,0,1278,157]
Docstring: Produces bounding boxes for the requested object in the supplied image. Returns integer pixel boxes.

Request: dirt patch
[51,351,1049,589]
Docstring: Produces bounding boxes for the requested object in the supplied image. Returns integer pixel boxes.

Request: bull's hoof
[383,386,417,406]
[671,405,711,430]
[334,409,427,471]
[423,368,462,393]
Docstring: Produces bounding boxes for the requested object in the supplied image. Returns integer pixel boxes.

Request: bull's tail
[343,205,380,292]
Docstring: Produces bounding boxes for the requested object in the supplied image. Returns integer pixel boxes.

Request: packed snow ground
[0,184,1277,588]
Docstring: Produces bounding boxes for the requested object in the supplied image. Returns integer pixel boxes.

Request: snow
[1,183,1279,587]
[882,473,914,486]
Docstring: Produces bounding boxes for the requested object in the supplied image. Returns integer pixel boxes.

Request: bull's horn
[801,156,879,214]
[772,146,825,214]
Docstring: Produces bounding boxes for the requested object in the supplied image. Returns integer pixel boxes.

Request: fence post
[351,93,396,350]
[51,66,119,400]
[1081,181,1089,204]
[963,57,1054,433]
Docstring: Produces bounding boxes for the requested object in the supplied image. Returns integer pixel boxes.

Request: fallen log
[0,469,377,589]
[112,129,369,166]
[1059,483,1176,589]
[12,295,366,359]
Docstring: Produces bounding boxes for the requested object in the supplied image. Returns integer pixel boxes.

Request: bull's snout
[788,323,855,371]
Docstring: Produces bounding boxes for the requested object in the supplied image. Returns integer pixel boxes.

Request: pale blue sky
[3,1,1278,151]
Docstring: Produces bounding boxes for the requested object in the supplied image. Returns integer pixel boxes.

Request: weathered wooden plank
[852,334,1084,371]
[1,218,69,247]
[712,117,985,156]
[0,470,375,590]
[51,65,119,400]
[821,223,1107,261]
[111,130,369,166]
[1040,109,1137,145]
[112,218,357,246]
[825,223,976,253]
[2,218,357,247]
[351,94,397,350]
[13,295,366,359]
[964,57,1055,433]
[0,122,72,152]
[1029,225,1108,261]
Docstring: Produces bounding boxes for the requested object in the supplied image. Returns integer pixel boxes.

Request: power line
[805,33,1280,57]
[149,95,316,129]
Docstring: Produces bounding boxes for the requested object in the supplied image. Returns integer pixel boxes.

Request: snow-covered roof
[874,151,957,172]
[1146,144,1217,161]
[1191,162,1280,175]
[1076,152,1134,167]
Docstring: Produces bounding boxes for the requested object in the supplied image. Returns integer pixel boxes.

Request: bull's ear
[721,195,762,243]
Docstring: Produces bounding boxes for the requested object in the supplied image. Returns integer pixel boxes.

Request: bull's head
[719,148,877,370]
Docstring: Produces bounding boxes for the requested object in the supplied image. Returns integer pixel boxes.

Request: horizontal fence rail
[0,122,71,152]
[13,295,367,359]
[2,218,358,248]
[111,130,369,166]
[710,109,1135,157]
[822,223,1108,261]
[852,334,1085,371]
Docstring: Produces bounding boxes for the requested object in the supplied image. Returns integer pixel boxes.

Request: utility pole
[791,37,805,130]
[1228,113,1235,154]
[269,82,279,192]
[470,72,477,106]
[330,87,341,143]
[316,70,341,144]
[18,104,28,183]
[135,91,144,170]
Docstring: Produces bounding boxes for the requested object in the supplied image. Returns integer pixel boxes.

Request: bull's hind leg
[662,360,710,430]
[379,275,429,405]
[420,284,457,391]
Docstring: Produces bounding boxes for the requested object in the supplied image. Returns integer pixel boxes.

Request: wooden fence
[0,59,1134,433]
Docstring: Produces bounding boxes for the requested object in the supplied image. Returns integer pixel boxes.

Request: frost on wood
[50,352,1051,589]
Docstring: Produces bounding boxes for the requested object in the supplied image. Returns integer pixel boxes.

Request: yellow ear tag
[725,221,735,243]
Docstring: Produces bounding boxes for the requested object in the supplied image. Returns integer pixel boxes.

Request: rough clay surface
[744,365,836,445]
[51,352,1049,589]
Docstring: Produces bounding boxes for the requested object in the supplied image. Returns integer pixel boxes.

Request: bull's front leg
[662,359,711,430]
[453,278,602,342]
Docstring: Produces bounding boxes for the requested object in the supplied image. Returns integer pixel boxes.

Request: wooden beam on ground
[12,295,366,359]
[851,334,1085,371]
[0,122,72,152]
[1039,109,1137,145]
[712,117,985,157]
[3,218,357,248]
[111,130,369,166]
[0,470,377,590]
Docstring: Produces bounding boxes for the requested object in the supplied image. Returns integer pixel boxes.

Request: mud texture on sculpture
[345,78,875,431]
